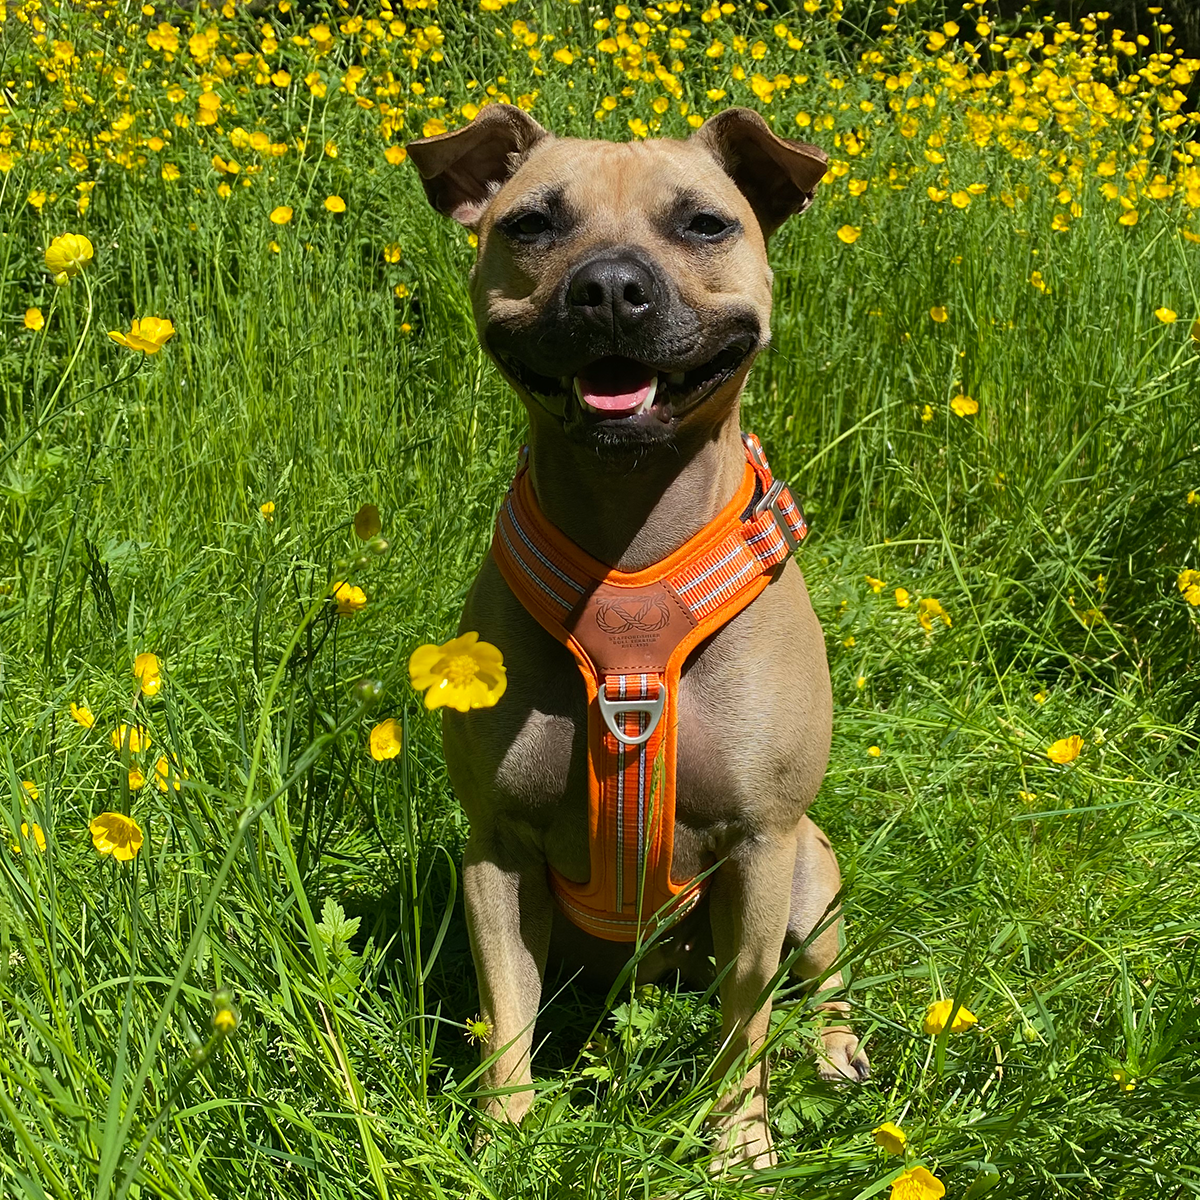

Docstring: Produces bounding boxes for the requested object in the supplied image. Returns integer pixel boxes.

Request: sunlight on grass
[2,0,1199,1196]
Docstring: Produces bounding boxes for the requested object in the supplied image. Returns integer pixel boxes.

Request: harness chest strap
[491,433,809,942]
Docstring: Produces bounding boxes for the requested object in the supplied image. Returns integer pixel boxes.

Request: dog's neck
[526,409,746,573]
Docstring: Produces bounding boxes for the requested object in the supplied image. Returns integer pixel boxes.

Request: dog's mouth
[500,337,756,427]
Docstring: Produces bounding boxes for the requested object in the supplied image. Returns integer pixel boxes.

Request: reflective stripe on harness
[490,432,808,942]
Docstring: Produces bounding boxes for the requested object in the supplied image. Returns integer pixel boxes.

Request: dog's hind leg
[785,816,871,1083]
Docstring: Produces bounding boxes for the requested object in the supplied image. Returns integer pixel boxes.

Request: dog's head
[407,106,826,456]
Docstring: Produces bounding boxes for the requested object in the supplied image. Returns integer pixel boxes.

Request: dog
[407,104,869,1173]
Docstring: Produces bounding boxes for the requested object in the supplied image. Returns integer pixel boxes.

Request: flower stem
[39,272,93,426]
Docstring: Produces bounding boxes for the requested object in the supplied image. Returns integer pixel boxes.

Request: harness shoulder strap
[491,432,808,941]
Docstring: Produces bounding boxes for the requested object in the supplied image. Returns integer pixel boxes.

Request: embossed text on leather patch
[566,581,697,675]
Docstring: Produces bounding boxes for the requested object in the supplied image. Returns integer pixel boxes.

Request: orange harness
[491,433,809,942]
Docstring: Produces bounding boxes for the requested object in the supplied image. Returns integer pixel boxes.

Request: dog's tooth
[638,375,658,415]
[668,371,685,387]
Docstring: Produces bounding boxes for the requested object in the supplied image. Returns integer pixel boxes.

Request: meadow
[2,0,1200,1195]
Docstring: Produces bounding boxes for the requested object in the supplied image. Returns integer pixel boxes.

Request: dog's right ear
[693,108,828,239]
[406,104,549,227]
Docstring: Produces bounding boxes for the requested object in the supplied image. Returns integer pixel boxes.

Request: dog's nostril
[623,280,648,307]
[571,279,606,309]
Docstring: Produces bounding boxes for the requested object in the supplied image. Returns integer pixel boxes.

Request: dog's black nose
[568,255,659,334]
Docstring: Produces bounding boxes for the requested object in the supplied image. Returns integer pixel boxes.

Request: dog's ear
[406,104,549,227]
[693,108,828,239]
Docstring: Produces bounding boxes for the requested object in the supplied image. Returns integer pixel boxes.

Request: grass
[2,0,1200,1196]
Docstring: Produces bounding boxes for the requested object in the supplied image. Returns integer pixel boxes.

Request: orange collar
[490,433,808,941]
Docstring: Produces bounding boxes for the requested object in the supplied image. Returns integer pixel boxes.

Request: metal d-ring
[597,687,666,746]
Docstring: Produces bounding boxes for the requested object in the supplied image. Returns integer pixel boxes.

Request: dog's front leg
[463,831,553,1129]
[706,828,798,1173]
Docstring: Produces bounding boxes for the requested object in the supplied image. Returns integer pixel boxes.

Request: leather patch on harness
[566,580,697,675]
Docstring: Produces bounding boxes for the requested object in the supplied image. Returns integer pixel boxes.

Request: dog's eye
[687,213,732,239]
[504,211,552,240]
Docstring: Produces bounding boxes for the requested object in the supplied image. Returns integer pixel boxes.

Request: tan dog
[407,105,869,1173]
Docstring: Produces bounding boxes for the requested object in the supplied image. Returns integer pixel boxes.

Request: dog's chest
[488,576,828,883]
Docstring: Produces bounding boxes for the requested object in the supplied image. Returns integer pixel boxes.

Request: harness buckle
[597,686,666,747]
[753,477,802,556]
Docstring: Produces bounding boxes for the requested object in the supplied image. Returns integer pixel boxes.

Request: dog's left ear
[693,108,828,239]
[406,103,549,227]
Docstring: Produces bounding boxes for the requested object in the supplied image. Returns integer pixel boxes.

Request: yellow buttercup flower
[21,780,39,802]
[353,503,382,540]
[923,998,977,1035]
[1047,735,1084,764]
[134,652,162,697]
[865,575,885,593]
[270,205,293,224]
[837,224,861,244]
[872,1121,907,1154]
[950,394,978,417]
[369,718,402,761]
[89,811,144,861]
[109,317,176,354]
[24,307,45,331]
[409,632,507,713]
[1176,569,1200,606]
[894,587,910,608]
[128,767,147,790]
[213,1000,241,1034]
[918,597,951,631]
[260,500,275,520]
[10,822,47,854]
[384,145,407,165]
[154,755,186,792]
[920,404,933,422]
[44,232,94,284]
[867,744,881,757]
[324,194,346,213]
[929,305,948,323]
[383,242,402,263]
[71,701,95,728]
[331,581,367,615]
[889,1165,946,1200]
[111,724,152,754]
[1154,307,1176,323]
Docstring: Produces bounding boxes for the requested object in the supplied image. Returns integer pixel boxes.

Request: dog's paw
[816,1026,870,1083]
[708,1106,777,1177]
[709,1133,777,1177]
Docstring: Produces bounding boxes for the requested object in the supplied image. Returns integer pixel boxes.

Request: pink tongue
[577,359,655,414]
